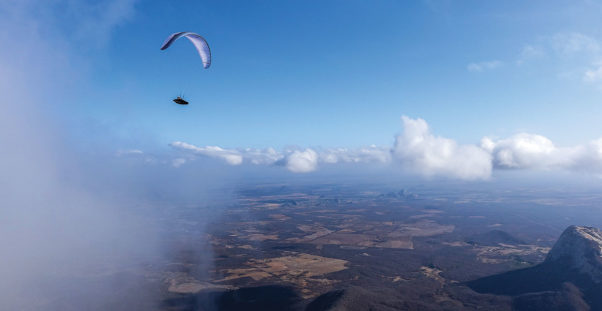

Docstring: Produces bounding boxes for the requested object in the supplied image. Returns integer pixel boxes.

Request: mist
[0,2,227,310]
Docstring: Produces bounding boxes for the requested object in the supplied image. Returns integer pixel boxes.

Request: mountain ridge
[467,225,602,311]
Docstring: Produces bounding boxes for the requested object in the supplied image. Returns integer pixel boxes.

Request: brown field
[301,220,453,250]
[246,233,279,241]
[216,252,348,298]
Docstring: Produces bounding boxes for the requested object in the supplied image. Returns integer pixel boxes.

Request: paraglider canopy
[161,32,211,69]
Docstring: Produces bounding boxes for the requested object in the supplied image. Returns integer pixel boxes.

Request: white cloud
[467,60,503,72]
[170,142,390,174]
[116,149,143,156]
[568,139,602,172]
[240,147,284,165]
[482,134,561,169]
[482,134,602,175]
[550,32,600,56]
[168,116,602,178]
[319,146,391,164]
[515,32,602,87]
[171,141,312,172]
[517,45,546,64]
[518,33,599,63]
[171,158,187,168]
[584,62,602,84]
[390,118,602,177]
[170,142,243,165]
[392,116,492,180]
[286,149,318,173]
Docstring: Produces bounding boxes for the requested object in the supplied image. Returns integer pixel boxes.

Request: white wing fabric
[161,32,211,69]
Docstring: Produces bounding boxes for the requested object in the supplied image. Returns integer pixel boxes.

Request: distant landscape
[31,181,602,310]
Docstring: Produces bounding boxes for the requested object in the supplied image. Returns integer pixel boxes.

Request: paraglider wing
[161,32,211,69]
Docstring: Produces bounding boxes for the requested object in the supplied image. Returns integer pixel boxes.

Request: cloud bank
[170,116,602,180]
[170,141,391,173]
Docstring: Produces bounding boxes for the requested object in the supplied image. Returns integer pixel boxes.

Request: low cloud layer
[170,116,602,180]
[170,142,390,173]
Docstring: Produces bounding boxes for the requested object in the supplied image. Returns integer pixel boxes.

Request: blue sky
[4,0,602,179]
[48,0,600,149]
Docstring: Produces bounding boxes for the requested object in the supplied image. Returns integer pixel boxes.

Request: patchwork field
[154,183,602,310]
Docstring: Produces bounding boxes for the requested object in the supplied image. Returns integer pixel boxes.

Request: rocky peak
[546,226,602,282]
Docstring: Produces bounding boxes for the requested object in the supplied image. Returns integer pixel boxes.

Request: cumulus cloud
[169,116,602,179]
[286,149,318,173]
[481,134,602,174]
[390,117,602,177]
[482,134,562,169]
[392,116,492,180]
[467,60,503,72]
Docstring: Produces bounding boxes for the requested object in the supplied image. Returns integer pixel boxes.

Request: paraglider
[161,32,212,105]
[173,96,189,105]
[161,32,211,69]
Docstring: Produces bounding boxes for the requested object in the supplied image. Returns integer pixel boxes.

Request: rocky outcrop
[545,226,602,282]
[467,225,602,311]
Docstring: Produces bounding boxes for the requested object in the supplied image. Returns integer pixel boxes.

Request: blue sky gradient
[43,0,601,149]
[4,0,602,179]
